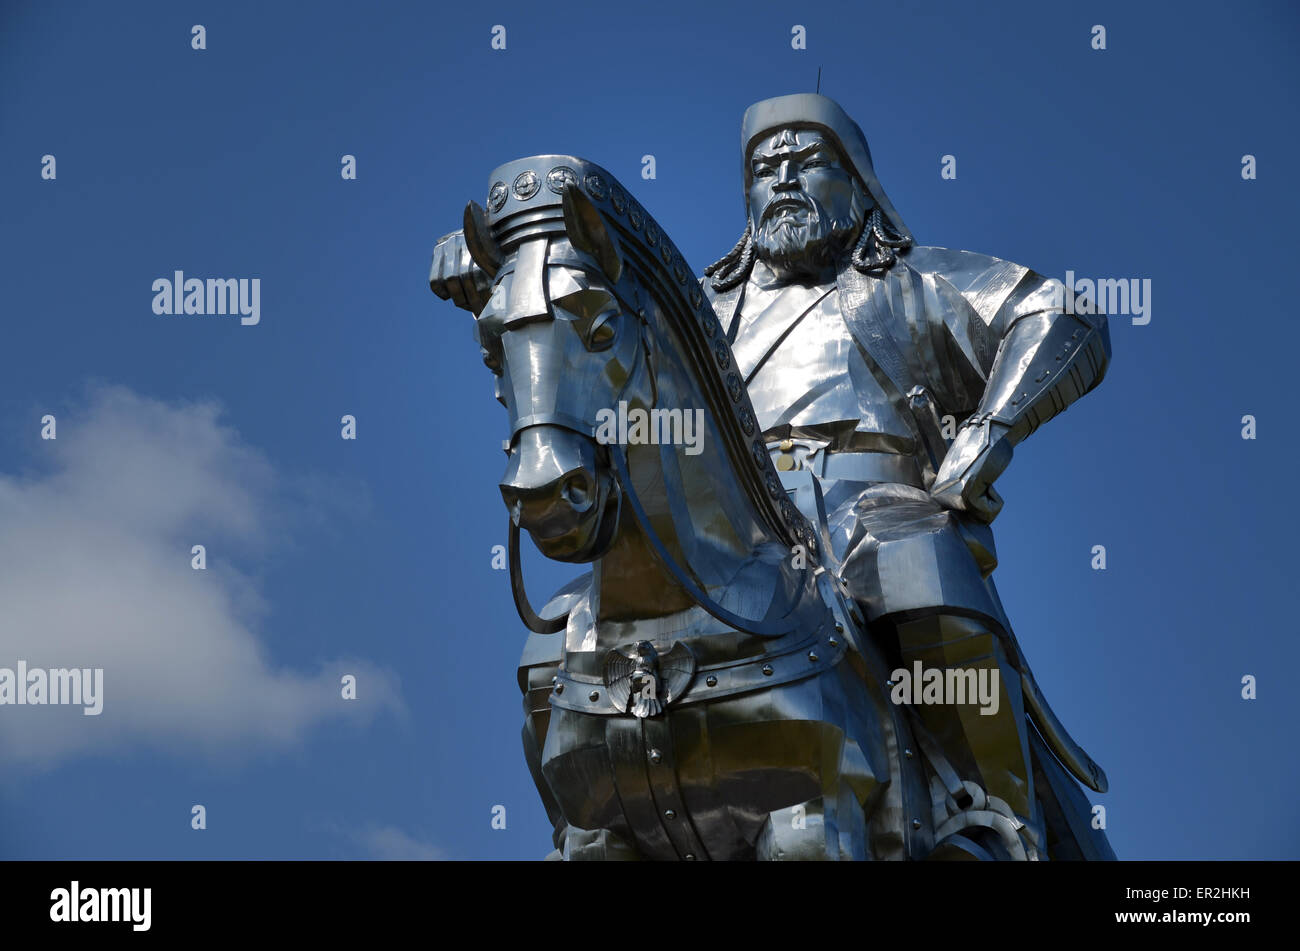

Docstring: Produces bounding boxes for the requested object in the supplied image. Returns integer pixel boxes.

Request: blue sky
[0,0,1296,860]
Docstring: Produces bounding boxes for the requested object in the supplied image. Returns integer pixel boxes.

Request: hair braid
[850,207,913,275]
[704,222,755,291]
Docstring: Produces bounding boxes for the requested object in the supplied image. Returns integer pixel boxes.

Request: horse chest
[540,667,870,861]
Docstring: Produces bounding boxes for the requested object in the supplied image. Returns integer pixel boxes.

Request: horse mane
[569,179,819,565]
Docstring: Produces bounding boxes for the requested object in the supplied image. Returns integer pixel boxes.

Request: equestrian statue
[428,93,1115,861]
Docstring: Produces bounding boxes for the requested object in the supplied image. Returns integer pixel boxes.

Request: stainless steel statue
[429,93,1115,861]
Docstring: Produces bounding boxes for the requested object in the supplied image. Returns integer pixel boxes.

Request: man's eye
[804,159,827,169]
[754,166,775,178]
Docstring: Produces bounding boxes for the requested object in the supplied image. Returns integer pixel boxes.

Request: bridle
[506,263,811,638]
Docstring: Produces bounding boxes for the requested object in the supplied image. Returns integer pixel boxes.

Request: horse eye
[587,313,618,351]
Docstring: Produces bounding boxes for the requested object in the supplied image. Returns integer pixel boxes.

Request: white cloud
[0,384,401,767]
[345,823,443,861]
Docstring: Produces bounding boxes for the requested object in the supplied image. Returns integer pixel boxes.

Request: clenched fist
[429,229,493,315]
[930,415,1014,524]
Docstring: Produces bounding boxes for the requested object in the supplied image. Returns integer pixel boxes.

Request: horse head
[463,167,649,564]
[463,156,824,636]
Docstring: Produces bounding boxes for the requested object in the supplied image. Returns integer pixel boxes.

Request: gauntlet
[932,310,1110,522]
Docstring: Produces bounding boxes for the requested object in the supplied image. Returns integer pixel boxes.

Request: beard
[752,190,865,279]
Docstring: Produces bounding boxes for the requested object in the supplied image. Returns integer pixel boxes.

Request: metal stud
[512,170,539,200]
[648,749,662,764]
[589,690,600,702]
[664,809,676,820]
[904,748,914,759]
[554,683,564,695]
[762,664,774,676]
[911,818,923,830]
[808,651,819,663]
[828,638,839,648]
[684,853,697,861]
[705,675,717,687]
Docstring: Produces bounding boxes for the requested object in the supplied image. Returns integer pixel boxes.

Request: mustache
[761,194,816,222]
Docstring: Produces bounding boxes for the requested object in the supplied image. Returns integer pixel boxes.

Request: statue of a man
[431,93,1112,858]
[698,94,1110,854]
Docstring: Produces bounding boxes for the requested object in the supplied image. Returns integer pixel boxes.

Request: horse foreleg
[756,732,875,860]
[756,800,834,860]
[557,825,642,861]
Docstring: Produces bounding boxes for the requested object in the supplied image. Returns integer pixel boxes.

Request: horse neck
[589,307,789,636]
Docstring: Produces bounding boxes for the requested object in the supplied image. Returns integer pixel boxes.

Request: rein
[507,444,810,639]
[608,445,806,638]
[508,517,568,635]
[505,243,813,640]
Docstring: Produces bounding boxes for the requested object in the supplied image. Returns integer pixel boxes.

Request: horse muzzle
[499,425,618,562]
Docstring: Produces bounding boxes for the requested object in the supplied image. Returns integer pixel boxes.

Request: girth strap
[551,630,846,716]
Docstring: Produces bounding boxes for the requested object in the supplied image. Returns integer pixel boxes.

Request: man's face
[747,128,865,280]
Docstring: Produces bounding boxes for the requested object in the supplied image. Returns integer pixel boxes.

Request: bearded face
[746,128,868,280]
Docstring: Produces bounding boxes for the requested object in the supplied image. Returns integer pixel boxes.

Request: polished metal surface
[430,94,1115,861]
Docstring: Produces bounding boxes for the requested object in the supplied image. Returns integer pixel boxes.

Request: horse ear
[561,186,623,284]
[463,200,502,277]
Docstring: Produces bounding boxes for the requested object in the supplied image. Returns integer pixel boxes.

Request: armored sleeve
[917,250,1113,523]
[968,274,1111,447]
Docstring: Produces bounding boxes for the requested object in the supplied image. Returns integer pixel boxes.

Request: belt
[551,569,863,719]
[768,440,924,488]
[550,630,847,716]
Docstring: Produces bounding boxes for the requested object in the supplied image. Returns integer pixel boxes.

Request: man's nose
[774,160,800,191]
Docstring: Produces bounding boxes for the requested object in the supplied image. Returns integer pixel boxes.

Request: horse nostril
[561,474,593,511]
[498,486,523,524]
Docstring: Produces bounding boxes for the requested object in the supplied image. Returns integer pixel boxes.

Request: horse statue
[436,155,1112,861]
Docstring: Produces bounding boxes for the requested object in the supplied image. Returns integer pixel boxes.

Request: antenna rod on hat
[816,66,821,94]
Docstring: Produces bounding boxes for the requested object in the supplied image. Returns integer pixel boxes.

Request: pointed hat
[741,93,911,242]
